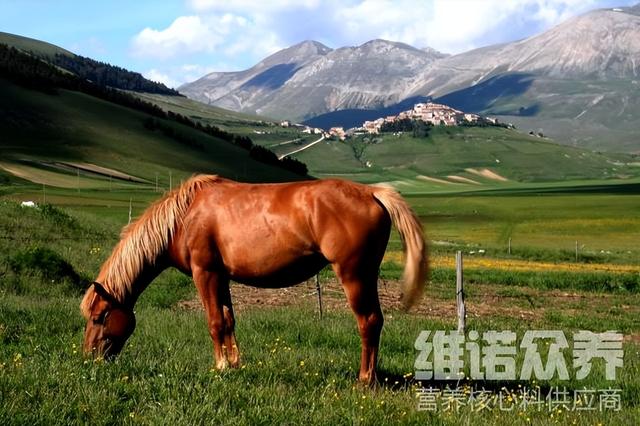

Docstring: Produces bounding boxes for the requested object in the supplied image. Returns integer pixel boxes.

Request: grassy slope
[0,31,73,57]
[0,31,307,148]
[490,78,640,153]
[0,78,305,187]
[293,126,640,189]
[135,93,308,147]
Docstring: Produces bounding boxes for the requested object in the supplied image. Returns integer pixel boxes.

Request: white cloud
[143,63,238,88]
[223,32,282,57]
[333,0,605,54]
[131,14,254,60]
[130,11,283,61]
[132,0,627,62]
[143,69,181,88]
[187,0,321,13]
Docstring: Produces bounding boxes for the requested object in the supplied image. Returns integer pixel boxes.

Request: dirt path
[179,278,640,324]
[178,277,640,343]
[465,168,509,182]
[446,175,481,185]
[416,175,457,185]
[55,162,150,183]
[278,135,325,159]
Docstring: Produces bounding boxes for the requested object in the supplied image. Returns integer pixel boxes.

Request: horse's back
[174,179,390,285]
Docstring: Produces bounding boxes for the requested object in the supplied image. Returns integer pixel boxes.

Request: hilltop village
[280,102,504,140]
[361,102,494,134]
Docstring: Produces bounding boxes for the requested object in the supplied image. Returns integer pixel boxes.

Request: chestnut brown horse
[81,175,427,384]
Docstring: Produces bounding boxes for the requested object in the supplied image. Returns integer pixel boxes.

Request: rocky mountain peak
[255,39,332,69]
[421,46,450,59]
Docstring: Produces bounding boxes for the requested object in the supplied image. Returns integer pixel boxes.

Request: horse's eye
[94,311,109,325]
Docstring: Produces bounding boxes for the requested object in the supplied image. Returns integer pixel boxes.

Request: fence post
[128,198,132,225]
[315,274,323,320]
[508,237,511,255]
[575,240,578,262]
[456,251,466,334]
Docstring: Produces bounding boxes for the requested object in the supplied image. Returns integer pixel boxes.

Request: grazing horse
[81,175,427,384]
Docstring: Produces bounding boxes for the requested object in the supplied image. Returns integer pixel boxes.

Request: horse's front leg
[192,267,238,370]
[222,295,240,368]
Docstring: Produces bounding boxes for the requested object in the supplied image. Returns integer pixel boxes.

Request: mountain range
[180,4,640,153]
[1,29,638,189]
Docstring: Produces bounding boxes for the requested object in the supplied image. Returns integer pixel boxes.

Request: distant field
[293,126,640,189]
[3,177,638,264]
[406,190,640,263]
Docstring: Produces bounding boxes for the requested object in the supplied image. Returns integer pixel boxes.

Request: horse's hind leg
[192,267,239,370]
[333,262,384,385]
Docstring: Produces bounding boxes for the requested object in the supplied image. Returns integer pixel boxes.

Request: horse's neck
[125,260,169,307]
[98,255,169,308]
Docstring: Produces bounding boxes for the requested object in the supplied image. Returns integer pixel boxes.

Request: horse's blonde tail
[373,188,428,310]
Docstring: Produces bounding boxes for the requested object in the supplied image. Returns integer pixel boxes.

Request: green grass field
[1,180,639,424]
[293,127,640,188]
[407,191,640,263]
[2,295,638,425]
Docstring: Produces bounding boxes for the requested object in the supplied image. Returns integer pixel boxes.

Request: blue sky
[1,0,636,88]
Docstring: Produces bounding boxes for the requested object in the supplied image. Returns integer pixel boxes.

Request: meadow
[1,181,639,425]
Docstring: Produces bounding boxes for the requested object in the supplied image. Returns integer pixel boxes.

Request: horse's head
[81,282,136,359]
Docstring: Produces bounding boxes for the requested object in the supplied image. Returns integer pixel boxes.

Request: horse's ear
[92,282,120,306]
[92,282,109,298]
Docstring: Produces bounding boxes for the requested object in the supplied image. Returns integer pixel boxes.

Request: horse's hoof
[358,373,377,387]
[216,359,230,370]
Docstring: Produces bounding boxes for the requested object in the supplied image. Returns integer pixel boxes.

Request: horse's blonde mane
[80,174,219,317]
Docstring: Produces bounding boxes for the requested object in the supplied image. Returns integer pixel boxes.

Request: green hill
[0,32,308,146]
[436,75,640,154]
[134,92,308,147]
[0,77,306,188]
[0,31,72,57]
[0,32,179,95]
[0,35,309,189]
[292,126,640,191]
